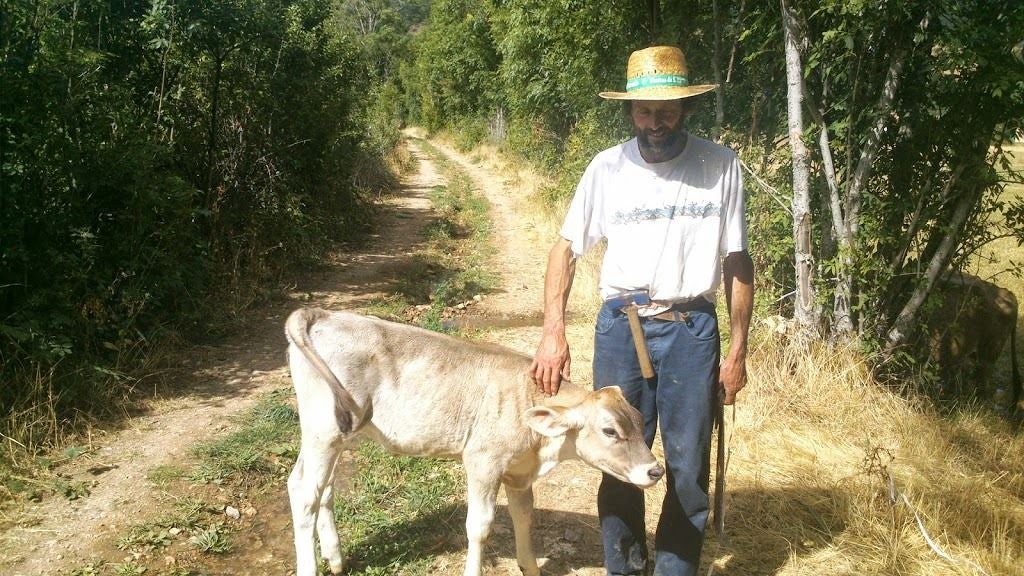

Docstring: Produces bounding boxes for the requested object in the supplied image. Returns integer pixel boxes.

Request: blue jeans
[593,299,719,576]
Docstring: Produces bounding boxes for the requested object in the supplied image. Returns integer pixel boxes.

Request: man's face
[630,99,686,162]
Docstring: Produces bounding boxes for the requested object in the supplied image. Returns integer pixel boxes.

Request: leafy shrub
[0,0,388,457]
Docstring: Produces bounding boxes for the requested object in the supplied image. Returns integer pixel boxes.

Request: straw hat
[599,46,717,100]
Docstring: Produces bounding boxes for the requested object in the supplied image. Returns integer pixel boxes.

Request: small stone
[225,505,241,520]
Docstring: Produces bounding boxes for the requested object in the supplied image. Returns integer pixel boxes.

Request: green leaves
[1,0,381,457]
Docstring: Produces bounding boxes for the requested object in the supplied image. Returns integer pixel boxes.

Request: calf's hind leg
[315,460,345,573]
[288,438,345,576]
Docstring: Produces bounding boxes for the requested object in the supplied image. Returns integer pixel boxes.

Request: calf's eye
[602,427,618,439]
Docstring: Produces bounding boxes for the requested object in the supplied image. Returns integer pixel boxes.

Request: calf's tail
[285,307,365,434]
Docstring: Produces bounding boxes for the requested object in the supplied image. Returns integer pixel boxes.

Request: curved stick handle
[624,306,655,379]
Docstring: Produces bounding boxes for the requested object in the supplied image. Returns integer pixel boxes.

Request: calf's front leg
[463,465,502,576]
[505,483,540,576]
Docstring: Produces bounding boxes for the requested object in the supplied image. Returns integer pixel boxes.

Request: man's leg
[646,306,719,576]
[594,304,658,575]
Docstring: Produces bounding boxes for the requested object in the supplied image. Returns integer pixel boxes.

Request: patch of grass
[115,496,211,555]
[157,569,193,576]
[146,464,186,487]
[363,294,412,321]
[1,441,96,505]
[189,390,298,486]
[84,391,300,570]
[112,560,147,576]
[189,522,232,554]
[165,496,208,530]
[116,523,173,552]
[335,443,463,575]
[53,476,92,501]
[730,328,1024,575]
[65,560,106,575]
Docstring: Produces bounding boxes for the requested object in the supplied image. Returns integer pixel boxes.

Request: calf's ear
[524,406,572,437]
[596,385,624,399]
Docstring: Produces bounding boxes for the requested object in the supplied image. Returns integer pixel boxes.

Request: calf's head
[526,386,664,488]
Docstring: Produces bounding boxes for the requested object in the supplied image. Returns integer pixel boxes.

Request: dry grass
[726,331,1024,575]
[463,138,1024,575]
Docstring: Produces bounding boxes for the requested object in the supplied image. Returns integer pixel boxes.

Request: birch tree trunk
[782,0,817,328]
[834,50,906,334]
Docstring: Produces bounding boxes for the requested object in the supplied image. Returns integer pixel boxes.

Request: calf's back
[287,308,553,458]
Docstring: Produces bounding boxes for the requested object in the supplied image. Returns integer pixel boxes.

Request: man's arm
[721,250,754,404]
[531,237,577,396]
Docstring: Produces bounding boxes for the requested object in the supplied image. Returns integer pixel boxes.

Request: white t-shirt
[559,135,747,306]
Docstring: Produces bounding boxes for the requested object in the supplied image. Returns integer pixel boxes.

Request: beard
[636,123,686,161]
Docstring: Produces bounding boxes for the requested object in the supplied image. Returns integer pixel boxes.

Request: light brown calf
[285,308,664,576]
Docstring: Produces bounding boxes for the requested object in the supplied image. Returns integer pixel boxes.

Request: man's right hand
[530,332,571,396]
[532,237,577,396]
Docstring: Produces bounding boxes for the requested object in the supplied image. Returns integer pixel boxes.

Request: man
[530,45,754,576]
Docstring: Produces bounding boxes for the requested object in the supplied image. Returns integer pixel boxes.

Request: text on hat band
[626,73,690,91]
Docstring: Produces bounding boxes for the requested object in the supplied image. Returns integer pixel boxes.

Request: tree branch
[884,163,969,351]
[846,50,907,238]
[889,169,937,272]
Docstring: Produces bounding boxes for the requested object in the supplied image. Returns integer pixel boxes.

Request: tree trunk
[712,0,724,141]
[782,0,817,328]
[833,50,907,334]
[846,51,905,239]
[884,112,998,352]
[207,49,223,202]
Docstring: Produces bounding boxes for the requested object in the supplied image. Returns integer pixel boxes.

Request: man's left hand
[719,353,747,405]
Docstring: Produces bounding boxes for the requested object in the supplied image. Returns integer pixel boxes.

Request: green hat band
[626,74,689,91]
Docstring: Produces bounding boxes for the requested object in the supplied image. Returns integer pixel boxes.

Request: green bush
[0,0,388,455]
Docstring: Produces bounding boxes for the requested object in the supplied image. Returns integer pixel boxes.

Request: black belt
[647,298,711,322]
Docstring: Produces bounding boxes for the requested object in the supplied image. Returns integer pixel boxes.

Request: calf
[925,272,1021,413]
[285,308,664,576]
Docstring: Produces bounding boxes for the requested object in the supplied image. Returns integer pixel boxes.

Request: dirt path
[0,134,638,575]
